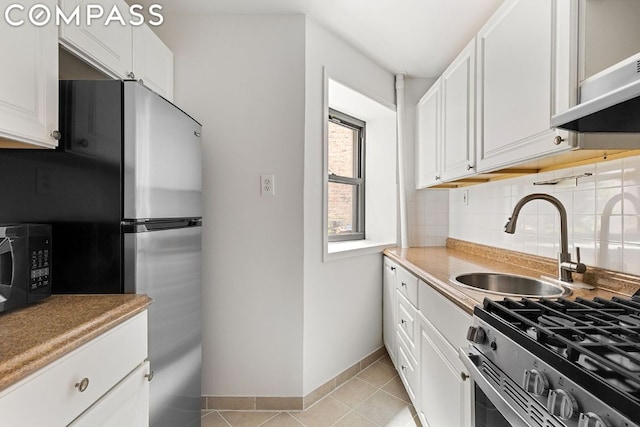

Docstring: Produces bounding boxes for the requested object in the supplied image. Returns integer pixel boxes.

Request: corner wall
[303,18,397,395]
[154,14,306,397]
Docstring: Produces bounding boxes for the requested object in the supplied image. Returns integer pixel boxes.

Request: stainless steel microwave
[0,224,51,314]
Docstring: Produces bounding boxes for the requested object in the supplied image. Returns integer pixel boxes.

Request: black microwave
[0,224,51,314]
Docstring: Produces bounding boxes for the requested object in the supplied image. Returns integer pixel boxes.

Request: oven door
[473,383,514,427]
[460,348,537,427]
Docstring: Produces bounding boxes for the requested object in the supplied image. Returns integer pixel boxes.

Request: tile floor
[201,355,419,427]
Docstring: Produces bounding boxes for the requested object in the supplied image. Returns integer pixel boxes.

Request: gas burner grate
[482,296,640,400]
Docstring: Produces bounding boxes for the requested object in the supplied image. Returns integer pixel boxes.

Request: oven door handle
[459,348,532,427]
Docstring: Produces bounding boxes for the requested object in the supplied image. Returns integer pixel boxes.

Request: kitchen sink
[450,273,571,297]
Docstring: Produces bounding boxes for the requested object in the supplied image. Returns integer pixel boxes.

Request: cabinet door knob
[467,164,473,171]
[75,377,90,392]
[461,372,469,381]
[553,136,565,145]
[145,370,155,382]
[127,71,136,79]
[435,175,440,181]
[50,130,61,140]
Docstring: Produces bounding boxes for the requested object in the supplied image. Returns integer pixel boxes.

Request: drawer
[396,291,416,351]
[396,334,418,403]
[0,311,148,426]
[418,280,471,350]
[396,265,418,306]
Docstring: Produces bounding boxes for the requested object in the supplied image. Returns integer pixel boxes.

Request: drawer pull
[75,378,90,393]
[400,319,407,326]
[145,370,155,382]
[401,282,407,287]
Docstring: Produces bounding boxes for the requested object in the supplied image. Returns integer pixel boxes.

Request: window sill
[325,240,396,261]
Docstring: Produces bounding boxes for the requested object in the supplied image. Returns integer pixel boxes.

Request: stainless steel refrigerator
[0,80,202,427]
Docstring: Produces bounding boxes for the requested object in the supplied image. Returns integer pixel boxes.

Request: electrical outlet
[463,189,469,206]
[261,174,275,196]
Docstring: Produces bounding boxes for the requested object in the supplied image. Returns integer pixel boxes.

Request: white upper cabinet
[415,79,441,189]
[59,0,174,101]
[133,24,174,101]
[475,0,576,172]
[415,39,476,188]
[59,0,133,79]
[441,39,476,181]
[0,0,59,148]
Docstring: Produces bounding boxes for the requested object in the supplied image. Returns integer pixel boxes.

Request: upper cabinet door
[133,25,174,101]
[476,0,577,172]
[415,80,441,189]
[441,39,475,182]
[0,0,59,148]
[59,0,133,79]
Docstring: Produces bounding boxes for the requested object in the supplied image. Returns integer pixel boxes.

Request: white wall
[303,18,396,395]
[154,14,306,396]
[449,155,640,276]
[156,12,399,399]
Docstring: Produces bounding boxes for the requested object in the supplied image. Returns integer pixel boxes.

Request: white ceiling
[145,0,504,78]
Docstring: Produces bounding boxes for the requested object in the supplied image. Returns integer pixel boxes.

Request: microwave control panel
[29,236,50,291]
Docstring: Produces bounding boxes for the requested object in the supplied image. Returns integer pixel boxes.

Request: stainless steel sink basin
[450,273,571,297]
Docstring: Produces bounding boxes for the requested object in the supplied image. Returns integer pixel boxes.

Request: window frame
[327,108,366,242]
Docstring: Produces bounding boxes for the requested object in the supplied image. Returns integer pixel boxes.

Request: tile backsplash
[408,189,449,247]
[446,155,640,276]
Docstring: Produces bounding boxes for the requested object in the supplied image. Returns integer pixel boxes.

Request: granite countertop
[385,239,640,315]
[0,294,152,392]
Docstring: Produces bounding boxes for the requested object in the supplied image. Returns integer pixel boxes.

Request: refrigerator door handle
[122,219,202,233]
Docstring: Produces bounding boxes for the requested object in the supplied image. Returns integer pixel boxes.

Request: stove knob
[547,389,578,420]
[578,413,611,427]
[523,369,549,396]
[467,326,486,344]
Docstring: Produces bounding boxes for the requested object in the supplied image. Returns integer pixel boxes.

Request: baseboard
[202,346,387,412]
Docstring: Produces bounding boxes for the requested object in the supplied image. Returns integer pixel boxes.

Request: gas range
[461,295,640,427]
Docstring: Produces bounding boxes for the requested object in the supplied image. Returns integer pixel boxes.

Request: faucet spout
[505,193,584,283]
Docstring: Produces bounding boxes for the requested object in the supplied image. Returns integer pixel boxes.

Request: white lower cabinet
[396,334,419,403]
[382,256,473,427]
[70,361,150,426]
[418,281,472,427]
[418,313,471,427]
[0,311,149,426]
[383,257,397,364]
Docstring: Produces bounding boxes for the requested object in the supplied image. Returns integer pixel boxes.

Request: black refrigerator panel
[0,80,124,293]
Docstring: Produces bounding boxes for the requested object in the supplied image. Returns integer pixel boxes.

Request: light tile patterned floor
[201,355,419,427]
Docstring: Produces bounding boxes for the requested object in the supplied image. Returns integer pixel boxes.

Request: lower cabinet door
[419,316,471,427]
[70,361,150,427]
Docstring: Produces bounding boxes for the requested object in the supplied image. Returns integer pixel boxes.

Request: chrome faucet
[504,193,586,283]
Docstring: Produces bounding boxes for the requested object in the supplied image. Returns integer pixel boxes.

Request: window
[328,108,365,241]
